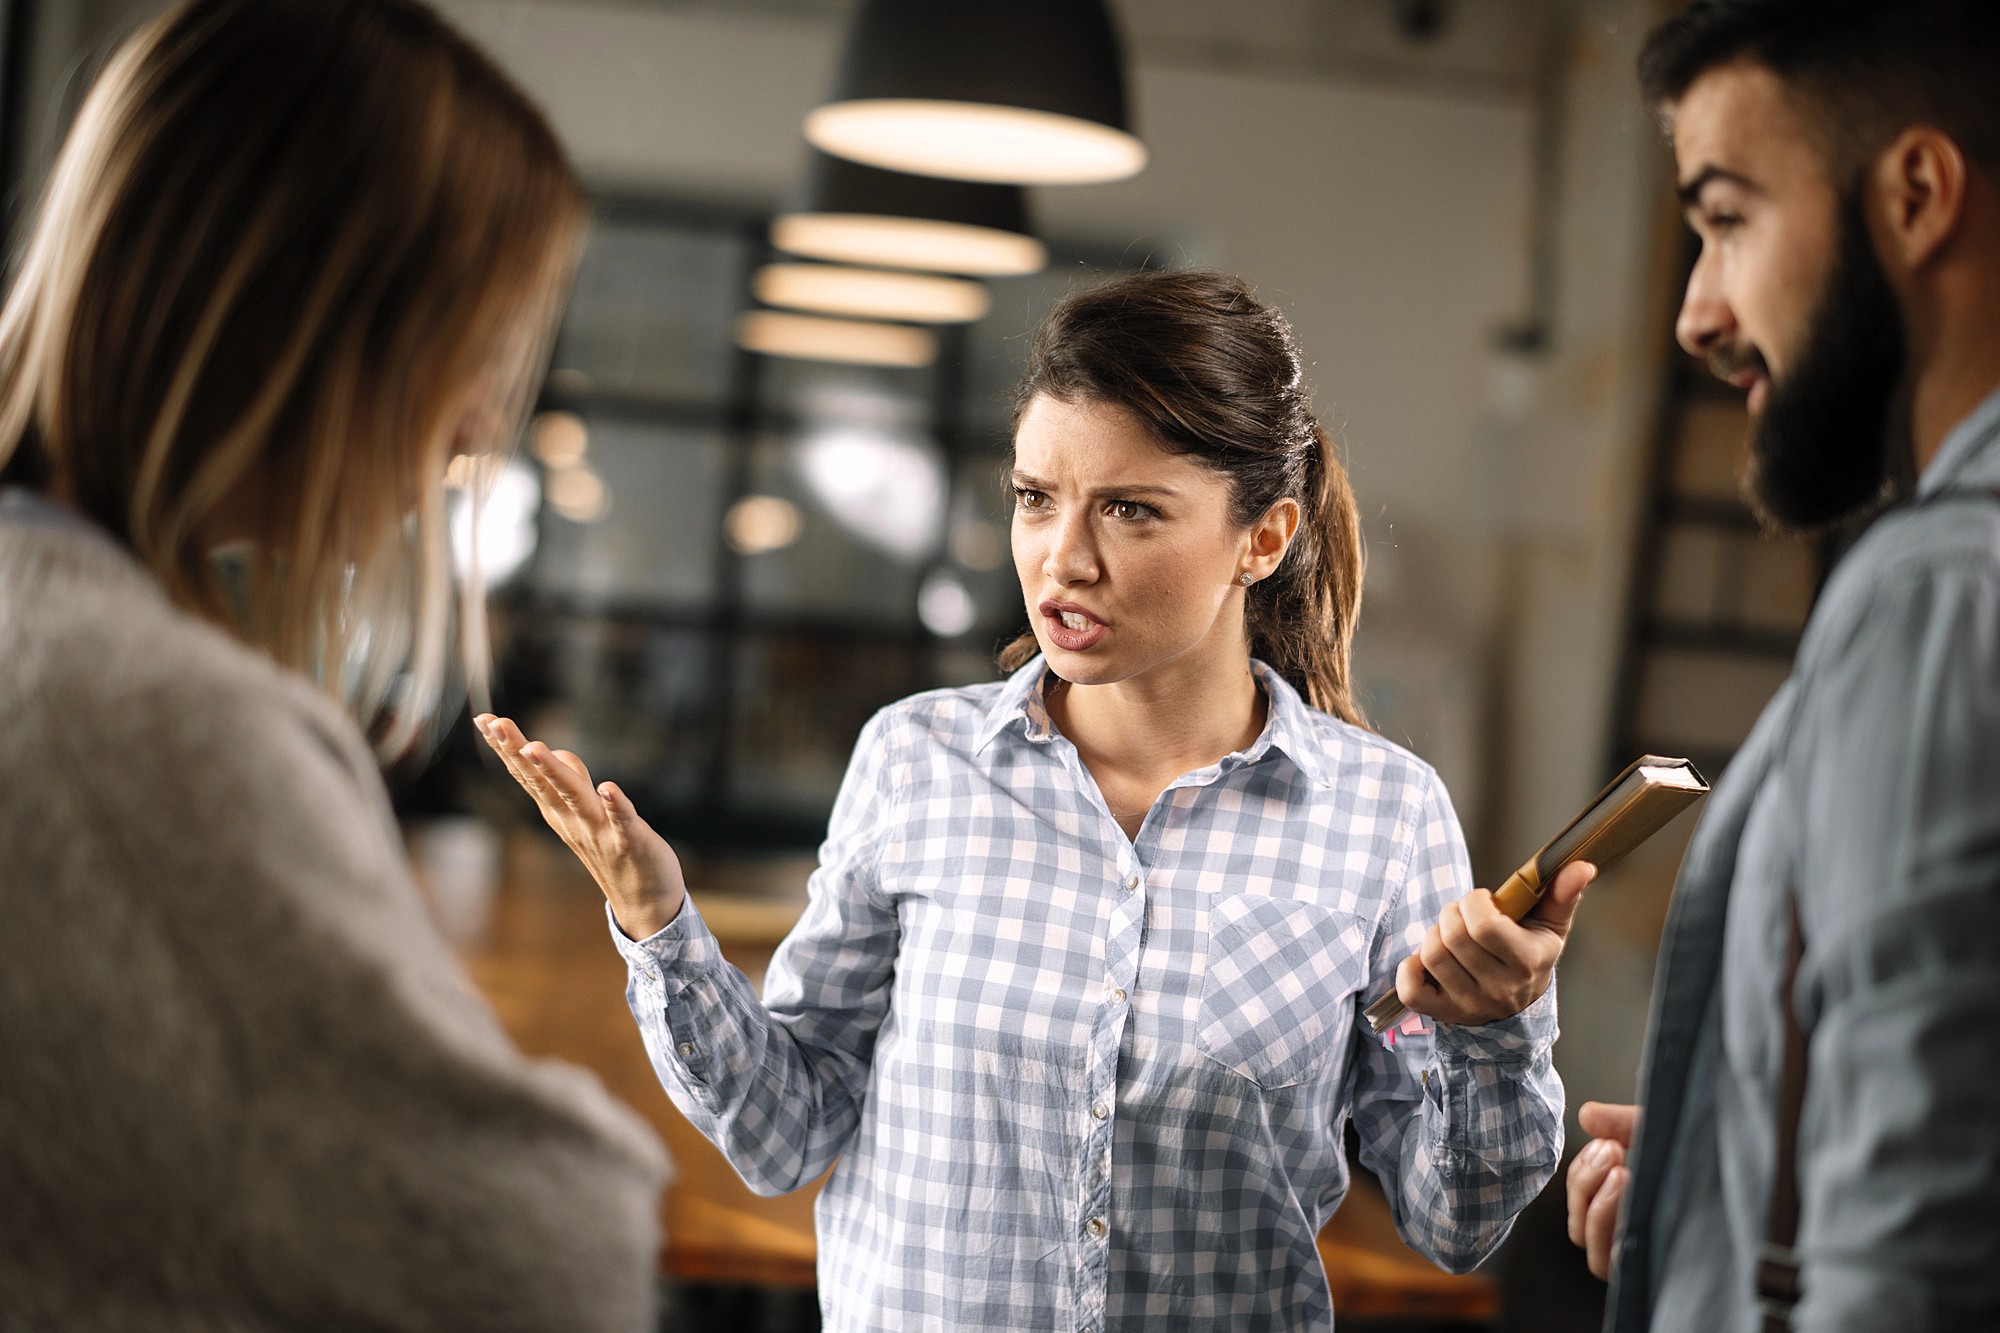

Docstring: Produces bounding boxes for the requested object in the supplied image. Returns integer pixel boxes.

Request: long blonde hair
[0,0,586,757]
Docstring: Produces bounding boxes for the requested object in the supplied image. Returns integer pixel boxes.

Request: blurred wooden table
[453,832,1495,1324]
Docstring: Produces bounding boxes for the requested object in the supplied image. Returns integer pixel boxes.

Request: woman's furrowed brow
[1008,470,1181,499]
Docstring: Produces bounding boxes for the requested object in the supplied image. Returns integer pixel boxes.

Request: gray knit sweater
[0,490,669,1332]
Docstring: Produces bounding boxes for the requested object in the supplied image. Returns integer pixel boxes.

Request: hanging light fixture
[806,0,1145,187]
[754,262,990,325]
[736,310,938,369]
[772,152,1045,277]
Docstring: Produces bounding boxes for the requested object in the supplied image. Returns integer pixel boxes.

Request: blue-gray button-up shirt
[1611,385,2000,1332]
[612,660,1562,1332]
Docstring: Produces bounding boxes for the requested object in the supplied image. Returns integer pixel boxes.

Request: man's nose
[1675,246,1736,359]
[1043,512,1100,585]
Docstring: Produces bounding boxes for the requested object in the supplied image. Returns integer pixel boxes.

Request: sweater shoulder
[0,520,367,783]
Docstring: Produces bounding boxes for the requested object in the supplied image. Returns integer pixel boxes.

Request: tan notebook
[1362,754,1711,1037]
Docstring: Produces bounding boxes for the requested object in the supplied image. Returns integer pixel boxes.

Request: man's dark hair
[1639,0,2000,177]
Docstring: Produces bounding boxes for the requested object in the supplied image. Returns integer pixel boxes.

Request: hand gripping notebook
[1362,754,1711,1038]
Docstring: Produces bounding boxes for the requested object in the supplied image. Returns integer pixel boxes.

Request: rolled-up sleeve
[613,710,902,1196]
[1349,769,1565,1273]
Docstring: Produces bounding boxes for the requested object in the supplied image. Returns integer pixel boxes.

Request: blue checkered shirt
[612,658,1562,1331]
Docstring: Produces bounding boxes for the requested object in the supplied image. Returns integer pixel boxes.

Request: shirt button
[1091,1102,1108,1120]
[1086,1217,1107,1238]
[1106,987,1127,1003]
[1123,873,1140,892]
[677,1042,696,1058]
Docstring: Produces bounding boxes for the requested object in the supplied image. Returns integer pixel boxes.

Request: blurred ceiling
[532,0,1552,101]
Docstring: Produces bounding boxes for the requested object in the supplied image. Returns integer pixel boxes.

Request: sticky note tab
[1379,1010,1431,1050]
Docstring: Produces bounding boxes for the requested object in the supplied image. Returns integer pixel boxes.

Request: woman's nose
[1042,514,1100,585]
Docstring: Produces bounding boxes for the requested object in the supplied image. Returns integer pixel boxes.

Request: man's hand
[1395,861,1598,1026]
[1567,1100,1639,1279]
[476,713,688,940]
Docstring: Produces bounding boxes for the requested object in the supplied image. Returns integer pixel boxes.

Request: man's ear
[1872,127,1969,272]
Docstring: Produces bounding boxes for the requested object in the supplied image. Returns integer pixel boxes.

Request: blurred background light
[530,410,589,468]
[754,262,990,324]
[736,310,937,368]
[808,0,1145,186]
[808,101,1146,186]
[448,457,541,586]
[771,151,1045,276]
[546,462,611,523]
[949,516,1006,572]
[769,213,1045,278]
[725,494,804,555]
[917,569,978,637]
[797,425,947,562]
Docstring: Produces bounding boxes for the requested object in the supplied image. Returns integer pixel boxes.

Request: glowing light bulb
[736,310,937,368]
[807,100,1147,186]
[754,263,990,324]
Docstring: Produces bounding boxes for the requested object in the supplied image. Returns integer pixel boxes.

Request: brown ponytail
[999,269,1369,727]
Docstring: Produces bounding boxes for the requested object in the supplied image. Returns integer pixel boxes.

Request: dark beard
[1743,192,1910,535]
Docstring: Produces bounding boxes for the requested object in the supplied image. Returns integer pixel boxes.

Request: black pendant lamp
[771,151,1047,277]
[805,0,1146,187]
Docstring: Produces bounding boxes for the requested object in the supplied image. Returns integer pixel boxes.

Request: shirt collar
[973,656,1061,753]
[1242,660,1335,788]
[1916,380,2000,499]
[972,654,1336,789]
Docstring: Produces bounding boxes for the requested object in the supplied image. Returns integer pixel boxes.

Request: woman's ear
[1242,497,1302,581]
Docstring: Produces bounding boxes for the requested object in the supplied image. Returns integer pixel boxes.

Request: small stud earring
[1239,572,1254,586]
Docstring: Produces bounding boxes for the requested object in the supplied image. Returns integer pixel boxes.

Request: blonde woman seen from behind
[0,2,667,1329]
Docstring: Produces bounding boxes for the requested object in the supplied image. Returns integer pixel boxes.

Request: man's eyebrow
[1676,164,1760,207]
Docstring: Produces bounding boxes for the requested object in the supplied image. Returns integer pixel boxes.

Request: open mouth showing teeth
[1059,612,1093,630]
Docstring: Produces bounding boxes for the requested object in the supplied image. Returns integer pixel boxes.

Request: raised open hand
[475,714,686,940]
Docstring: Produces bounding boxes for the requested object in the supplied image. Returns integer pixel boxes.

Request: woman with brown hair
[484,270,1588,1331]
[0,1,664,1328]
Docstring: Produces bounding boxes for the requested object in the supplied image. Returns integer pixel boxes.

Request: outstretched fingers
[597,778,640,827]
[526,742,605,825]
[476,715,598,831]
[475,715,540,796]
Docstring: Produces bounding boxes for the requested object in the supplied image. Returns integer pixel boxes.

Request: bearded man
[1566,2,2000,1330]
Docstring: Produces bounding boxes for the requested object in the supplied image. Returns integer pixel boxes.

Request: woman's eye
[1106,500,1153,521]
[1704,210,1744,232]
[1013,487,1048,511]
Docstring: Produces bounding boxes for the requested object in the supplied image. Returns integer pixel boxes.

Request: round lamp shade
[736,310,938,368]
[807,0,1145,186]
[772,152,1046,276]
[754,263,990,324]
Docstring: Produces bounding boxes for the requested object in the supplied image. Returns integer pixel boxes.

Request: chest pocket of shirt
[1196,895,1370,1090]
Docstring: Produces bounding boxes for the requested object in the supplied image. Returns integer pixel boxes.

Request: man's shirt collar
[1917,380,2000,499]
